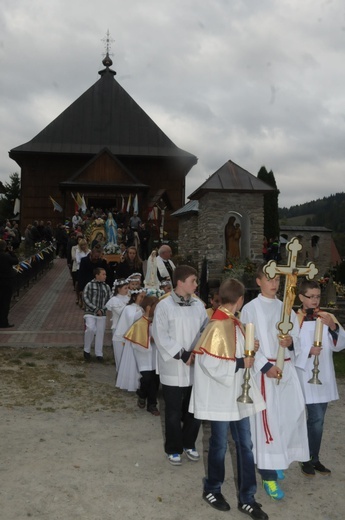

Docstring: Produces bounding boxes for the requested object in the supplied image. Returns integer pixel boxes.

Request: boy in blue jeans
[295,279,345,476]
[190,278,268,519]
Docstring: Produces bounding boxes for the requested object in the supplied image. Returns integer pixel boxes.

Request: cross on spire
[102,30,114,59]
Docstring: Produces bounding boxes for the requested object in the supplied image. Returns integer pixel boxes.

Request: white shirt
[152,294,207,387]
[295,316,345,404]
[190,321,265,421]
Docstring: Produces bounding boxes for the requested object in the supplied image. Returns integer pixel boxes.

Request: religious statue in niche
[225,216,241,259]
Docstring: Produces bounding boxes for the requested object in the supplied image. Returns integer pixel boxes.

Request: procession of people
[1,206,344,520]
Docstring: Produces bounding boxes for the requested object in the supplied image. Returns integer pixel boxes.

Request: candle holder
[308,340,323,385]
[276,334,287,385]
[237,349,255,404]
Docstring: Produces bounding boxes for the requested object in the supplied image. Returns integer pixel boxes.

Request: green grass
[334,351,345,377]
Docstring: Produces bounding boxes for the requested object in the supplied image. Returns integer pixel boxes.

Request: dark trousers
[307,402,328,463]
[205,418,257,505]
[0,283,13,327]
[136,371,160,409]
[162,384,201,455]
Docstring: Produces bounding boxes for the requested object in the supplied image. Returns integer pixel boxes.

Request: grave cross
[264,237,318,378]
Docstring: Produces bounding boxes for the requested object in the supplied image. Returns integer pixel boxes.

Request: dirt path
[1,345,344,520]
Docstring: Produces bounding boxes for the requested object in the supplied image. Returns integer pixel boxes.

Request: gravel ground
[1,345,344,520]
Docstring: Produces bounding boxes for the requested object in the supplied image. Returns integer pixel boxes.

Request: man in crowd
[0,239,18,328]
[156,244,175,284]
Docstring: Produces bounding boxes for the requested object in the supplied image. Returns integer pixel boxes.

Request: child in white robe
[106,278,130,369]
[190,278,268,518]
[241,263,309,500]
[295,279,345,476]
[115,288,145,391]
[125,295,160,415]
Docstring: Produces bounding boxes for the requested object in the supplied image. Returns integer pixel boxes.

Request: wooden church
[9,53,197,238]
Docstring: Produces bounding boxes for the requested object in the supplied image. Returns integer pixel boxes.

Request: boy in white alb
[152,265,208,465]
[295,280,345,476]
[240,264,309,500]
[190,279,268,519]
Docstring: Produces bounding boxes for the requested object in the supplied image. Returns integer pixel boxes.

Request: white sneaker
[183,448,200,461]
[167,453,182,465]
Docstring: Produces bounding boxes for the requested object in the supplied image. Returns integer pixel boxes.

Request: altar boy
[190,278,268,519]
[295,279,345,476]
[241,264,309,500]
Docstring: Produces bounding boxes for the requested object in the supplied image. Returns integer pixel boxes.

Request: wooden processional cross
[263,237,319,379]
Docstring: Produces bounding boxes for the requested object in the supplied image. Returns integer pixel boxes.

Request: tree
[0,173,21,221]
[257,166,280,241]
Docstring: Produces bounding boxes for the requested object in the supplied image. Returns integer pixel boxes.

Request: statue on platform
[225,216,241,259]
[105,213,118,245]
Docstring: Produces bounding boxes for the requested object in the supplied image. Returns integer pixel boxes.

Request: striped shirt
[83,279,112,315]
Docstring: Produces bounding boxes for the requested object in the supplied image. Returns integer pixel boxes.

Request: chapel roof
[171,199,199,217]
[188,160,275,200]
[280,225,332,233]
[9,56,197,163]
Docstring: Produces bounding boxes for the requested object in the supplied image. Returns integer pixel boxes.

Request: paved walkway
[0,258,112,348]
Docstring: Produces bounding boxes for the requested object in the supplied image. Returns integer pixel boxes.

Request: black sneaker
[203,491,230,511]
[96,356,104,362]
[312,461,331,475]
[300,461,315,477]
[238,501,269,520]
[83,351,91,362]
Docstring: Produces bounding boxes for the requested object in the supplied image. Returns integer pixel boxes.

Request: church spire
[99,30,116,76]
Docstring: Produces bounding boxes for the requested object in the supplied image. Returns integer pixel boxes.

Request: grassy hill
[279,214,315,226]
[279,192,345,257]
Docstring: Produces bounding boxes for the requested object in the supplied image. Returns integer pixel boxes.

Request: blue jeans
[306,402,328,463]
[204,418,257,505]
[162,384,201,454]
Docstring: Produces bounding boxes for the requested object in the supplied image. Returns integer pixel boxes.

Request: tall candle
[314,317,323,344]
[245,323,254,350]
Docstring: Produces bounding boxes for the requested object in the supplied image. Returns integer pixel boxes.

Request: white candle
[245,323,254,350]
[314,317,323,344]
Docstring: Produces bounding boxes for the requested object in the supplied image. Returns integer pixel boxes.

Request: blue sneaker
[276,470,285,480]
[167,453,182,466]
[263,480,285,500]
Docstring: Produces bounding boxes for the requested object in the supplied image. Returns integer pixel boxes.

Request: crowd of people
[74,237,345,520]
[2,209,344,519]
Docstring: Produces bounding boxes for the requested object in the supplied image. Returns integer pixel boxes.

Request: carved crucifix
[264,237,318,380]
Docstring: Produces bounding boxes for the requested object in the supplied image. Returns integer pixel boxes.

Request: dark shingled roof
[10,64,197,161]
[188,160,275,200]
[171,200,199,217]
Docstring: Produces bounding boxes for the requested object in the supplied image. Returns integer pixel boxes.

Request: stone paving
[0,258,112,348]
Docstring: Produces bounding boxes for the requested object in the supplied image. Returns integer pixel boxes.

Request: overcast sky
[1,0,345,208]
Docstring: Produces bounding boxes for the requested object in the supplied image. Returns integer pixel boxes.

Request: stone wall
[176,213,199,261]
[280,229,333,279]
[177,191,265,280]
[176,199,334,288]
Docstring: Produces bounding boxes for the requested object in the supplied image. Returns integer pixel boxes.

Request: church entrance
[87,196,122,212]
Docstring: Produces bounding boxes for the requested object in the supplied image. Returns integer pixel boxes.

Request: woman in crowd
[115,246,143,280]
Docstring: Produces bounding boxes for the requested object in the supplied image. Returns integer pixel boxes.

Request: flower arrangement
[144,287,165,298]
[223,259,257,284]
[103,243,120,255]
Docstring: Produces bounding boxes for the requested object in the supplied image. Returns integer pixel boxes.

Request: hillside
[279,192,345,257]
[279,192,345,231]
